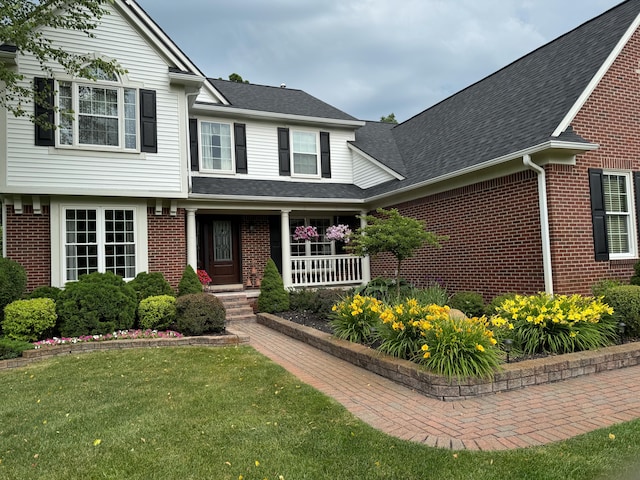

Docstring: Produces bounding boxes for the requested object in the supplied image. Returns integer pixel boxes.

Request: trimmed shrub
[2,298,57,341]
[0,257,27,323]
[603,285,640,337]
[592,278,624,297]
[449,291,485,318]
[0,337,33,360]
[28,286,62,302]
[138,295,177,331]
[175,293,225,336]
[178,265,203,297]
[129,272,174,303]
[631,261,640,286]
[257,259,289,313]
[57,272,137,337]
[289,288,317,312]
[290,288,343,316]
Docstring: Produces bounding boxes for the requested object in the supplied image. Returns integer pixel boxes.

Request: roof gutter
[523,154,554,294]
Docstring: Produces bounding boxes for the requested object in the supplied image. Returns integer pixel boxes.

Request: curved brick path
[237,321,640,451]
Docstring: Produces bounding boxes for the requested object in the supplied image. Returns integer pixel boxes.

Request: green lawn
[1,346,639,480]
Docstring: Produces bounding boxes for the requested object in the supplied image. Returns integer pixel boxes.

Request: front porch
[184,208,370,289]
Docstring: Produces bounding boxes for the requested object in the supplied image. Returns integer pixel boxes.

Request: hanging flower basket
[293,225,319,241]
[326,224,352,243]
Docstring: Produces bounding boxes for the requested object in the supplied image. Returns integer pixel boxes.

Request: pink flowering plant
[293,225,319,241]
[33,329,183,349]
[197,269,212,285]
[326,224,352,243]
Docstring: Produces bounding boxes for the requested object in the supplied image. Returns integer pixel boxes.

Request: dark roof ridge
[208,77,307,93]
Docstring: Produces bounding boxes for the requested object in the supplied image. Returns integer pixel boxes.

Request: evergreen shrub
[28,286,62,302]
[449,291,485,318]
[0,337,33,360]
[175,293,225,335]
[178,265,203,297]
[0,257,27,323]
[138,295,177,331]
[2,298,57,341]
[603,285,640,337]
[129,272,174,302]
[57,272,137,337]
[257,259,289,313]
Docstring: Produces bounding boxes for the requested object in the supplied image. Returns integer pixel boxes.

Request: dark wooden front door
[199,216,240,285]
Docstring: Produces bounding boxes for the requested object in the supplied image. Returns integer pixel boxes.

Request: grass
[0,346,639,479]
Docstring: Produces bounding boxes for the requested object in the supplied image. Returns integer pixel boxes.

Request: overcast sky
[135,0,622,122]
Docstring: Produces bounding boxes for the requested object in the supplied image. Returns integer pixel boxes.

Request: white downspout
[523,154,554,294]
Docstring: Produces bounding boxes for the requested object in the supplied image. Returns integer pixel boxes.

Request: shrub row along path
[238,321,640,451]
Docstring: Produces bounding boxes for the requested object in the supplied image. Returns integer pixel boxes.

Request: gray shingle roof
[192,177,365,200]
[350,121,406,177]
[357,0,640,197]
[207,78,359,121]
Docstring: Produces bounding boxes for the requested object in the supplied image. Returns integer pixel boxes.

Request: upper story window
[201,121,233,172]
[34,74,157,153]
[57,68,138,151]
[603,172,636,258]
[292,131,318,176]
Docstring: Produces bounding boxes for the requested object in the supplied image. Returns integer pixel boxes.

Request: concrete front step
[212,291,257,323]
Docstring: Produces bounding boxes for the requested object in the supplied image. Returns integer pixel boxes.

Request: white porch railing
[290,255,364,287]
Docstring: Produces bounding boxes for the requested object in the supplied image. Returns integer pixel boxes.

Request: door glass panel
[213,221,232,261]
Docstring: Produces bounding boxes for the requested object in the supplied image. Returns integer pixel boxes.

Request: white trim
[199,120,235,174]
[366,140,599,204]
[552,13,640,137]
[189,192,365,205]
[291,130,321,178]
[347,143,405,180]
[192,103,365,128]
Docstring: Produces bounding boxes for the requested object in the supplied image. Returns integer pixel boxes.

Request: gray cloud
[136,0,621,122]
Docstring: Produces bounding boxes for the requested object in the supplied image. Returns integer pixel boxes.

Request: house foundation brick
[147,207,186,289]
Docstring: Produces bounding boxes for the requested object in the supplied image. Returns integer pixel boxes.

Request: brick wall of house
[546,26,640,294]
[147,207,186,289]
[5,205,51,291]
[240,215,271,289]
[371,171,545,301]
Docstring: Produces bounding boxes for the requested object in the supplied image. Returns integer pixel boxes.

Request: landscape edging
[257,313,640,401]
[0,328,250,371]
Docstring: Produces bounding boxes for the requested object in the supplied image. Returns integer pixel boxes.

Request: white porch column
[360,209,371,284]
[281,209,292,288]
[186,208,197,270]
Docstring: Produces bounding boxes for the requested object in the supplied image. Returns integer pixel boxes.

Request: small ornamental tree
[178,265,203,297]
[257,259,289,313]
[349,208,448,297]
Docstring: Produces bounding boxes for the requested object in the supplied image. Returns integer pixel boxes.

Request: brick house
[1,0,640,300]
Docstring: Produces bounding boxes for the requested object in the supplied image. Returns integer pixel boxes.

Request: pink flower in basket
[293,225,319,241]
[326,224,352,243]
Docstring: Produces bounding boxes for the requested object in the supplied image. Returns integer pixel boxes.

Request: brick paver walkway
[237,321,640,451]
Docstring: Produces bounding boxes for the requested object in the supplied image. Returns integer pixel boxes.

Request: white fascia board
[552,12,640,137]
[347,143,405,180]
[191,103,365,129]
[366,140,599,204]
[118,0,228,105]
[168,71,205,90]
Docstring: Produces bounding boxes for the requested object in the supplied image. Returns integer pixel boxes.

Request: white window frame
[603,170,637,260]
[291,130,320,178]
[56,74,139,153]
[199,120,234,173]
[50,200,148,287]
[290,217,334,257]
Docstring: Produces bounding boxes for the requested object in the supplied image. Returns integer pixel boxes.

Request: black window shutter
[634,172,640,251]
[34,77,55,146]
[588,168,609,261]
[278,127,290,176]
[139,89,157,153]
[189,118,199,171]
[320,131,331,178]
[234,123,247,174]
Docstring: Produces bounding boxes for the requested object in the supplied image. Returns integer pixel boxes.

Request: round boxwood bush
[138,295,177,331]
[129,272,174,302]
[257,258,289,313]
[175,293,226,336]
[449,291,485,318]
[28,286,63,302]
[57,272,137,337]
[603,285,640,337]
[178,265,203,297]
[2,297,57,342]
[0,257,27,323]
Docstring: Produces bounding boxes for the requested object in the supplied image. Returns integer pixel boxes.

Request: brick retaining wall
[257,313,640,401]
[0,328,249,371]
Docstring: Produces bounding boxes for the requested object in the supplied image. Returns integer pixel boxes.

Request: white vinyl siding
[4,2,185,197]
[352,150,397,188]
[603,172,636,258]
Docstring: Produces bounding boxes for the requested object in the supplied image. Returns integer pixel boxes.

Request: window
[57,68,138,151]
[64,207,136,281]
[603,172,635,257]
[201,121,233,171]
[290,218,332,256]
[292,131,318,176]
